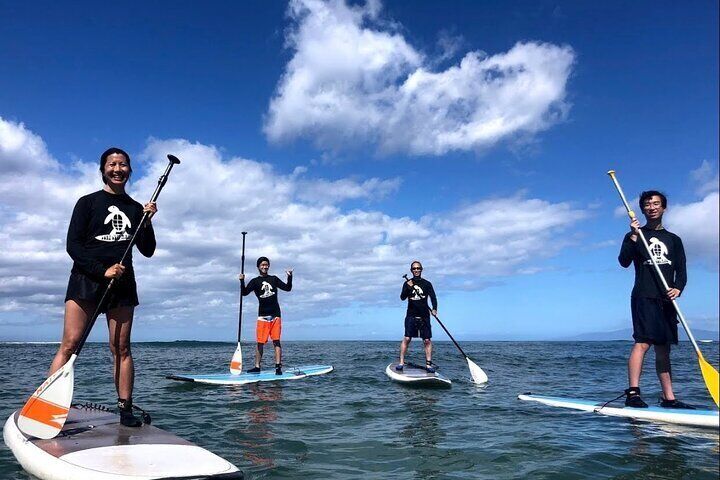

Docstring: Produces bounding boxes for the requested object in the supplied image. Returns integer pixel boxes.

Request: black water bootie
[247,366,261,374]
[275,364,282,375]
[395,363,404,371]
[624,388,648,408]
[118,398,142,427]
[660,398,696,409]
[425,361,436,374]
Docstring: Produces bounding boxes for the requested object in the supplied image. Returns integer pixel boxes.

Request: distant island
[562,328,719,342]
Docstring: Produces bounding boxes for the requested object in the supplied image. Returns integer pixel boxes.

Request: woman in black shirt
[48,147,157,426]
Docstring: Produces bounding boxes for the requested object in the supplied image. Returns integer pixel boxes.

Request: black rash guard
[618,226,687,299]
[241,274,292,318]
[66,190,156,281]
[400,277,437,319]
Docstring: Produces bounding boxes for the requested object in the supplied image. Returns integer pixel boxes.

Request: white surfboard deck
[3,404,242,480]
[167,364,333,385]
[518,393,719,429]
[385,363,451,388]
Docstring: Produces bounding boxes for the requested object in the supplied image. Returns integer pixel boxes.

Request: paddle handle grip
[607,170,700,354]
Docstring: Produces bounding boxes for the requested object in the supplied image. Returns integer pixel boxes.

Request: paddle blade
[230,343,243,375]
[466,356,488,384]
[698,353,719,407]
[17,355,76,439]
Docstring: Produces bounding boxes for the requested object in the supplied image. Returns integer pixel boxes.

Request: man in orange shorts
[240,256,292,374]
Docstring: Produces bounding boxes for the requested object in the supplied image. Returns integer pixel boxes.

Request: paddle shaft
[237,232,247,343]
[73,155,181,357]
[607,170,701,354]
[403,274,470,359]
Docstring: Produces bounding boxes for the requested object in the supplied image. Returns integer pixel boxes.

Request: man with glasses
[618,190,692,409]
[396,261,438,373]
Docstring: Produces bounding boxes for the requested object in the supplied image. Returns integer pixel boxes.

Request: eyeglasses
[411,267,422,271]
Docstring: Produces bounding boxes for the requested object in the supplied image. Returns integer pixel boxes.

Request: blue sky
[0,0,717,342]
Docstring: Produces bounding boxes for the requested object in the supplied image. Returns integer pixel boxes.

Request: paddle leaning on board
[230,232,248,374]
[17,154,181,440]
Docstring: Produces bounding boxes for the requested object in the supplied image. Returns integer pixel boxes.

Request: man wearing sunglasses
[396,261,438,373]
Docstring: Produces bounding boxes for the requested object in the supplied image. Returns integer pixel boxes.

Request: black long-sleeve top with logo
[241,274,292,317]
[66,190,156,281]
[400,277,437,319]
[618,227,687,299]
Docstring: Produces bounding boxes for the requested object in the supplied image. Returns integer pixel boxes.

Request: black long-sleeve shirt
[618,227,686,299]
[401,277,437,319]
[66,190,156,281]
[241,274,292,317]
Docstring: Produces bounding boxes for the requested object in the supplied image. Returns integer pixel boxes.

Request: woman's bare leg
[107,306,135,399]
[49,300,94,375]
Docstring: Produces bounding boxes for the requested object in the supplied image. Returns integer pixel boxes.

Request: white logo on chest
[644,237,672,265]
[259,281,275,298]
[95,206,132,242]
[411,285,425,301]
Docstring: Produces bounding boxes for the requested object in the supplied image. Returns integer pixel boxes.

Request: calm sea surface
[1,341,718,479]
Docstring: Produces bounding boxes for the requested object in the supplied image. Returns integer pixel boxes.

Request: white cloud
[690,160,719,196]
[666,192,719,271]
[0,117,587,337]
[296,176,401,204]
[264,0,575,156]
[0,117,59,174]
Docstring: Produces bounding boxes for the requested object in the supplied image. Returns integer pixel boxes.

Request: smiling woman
[44,147,159,428]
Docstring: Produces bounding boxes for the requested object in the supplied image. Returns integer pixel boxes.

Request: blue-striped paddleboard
[518,393,719,429]
[167,365,333,385]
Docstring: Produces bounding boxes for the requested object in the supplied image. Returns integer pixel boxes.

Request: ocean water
[1,341,718,479]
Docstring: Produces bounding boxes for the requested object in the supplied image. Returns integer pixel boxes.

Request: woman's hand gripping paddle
[403,274,489,384]
[230,232,248,374]
[608,170,719,407]
[17,154,181,439]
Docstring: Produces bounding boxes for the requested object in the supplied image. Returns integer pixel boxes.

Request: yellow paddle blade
[698,352,720,407]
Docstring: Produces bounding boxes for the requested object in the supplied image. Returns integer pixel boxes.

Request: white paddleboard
[518,393,719,429]
[3,403,242,480]
[167,364,333,385]
[385,363,451,388]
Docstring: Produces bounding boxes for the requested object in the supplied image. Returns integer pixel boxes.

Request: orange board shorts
[256,316,282,343]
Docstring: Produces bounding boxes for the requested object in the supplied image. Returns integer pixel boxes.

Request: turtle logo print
[95,206,132,242]
[260,281,275,298]
[411,285,425,301]
[644,237,672,265]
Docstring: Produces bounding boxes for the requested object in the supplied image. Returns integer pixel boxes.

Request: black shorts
[631,296,678,345]
[404,315,432,340]
[65,271,139,314]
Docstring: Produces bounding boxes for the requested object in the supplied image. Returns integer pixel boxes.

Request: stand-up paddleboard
[385,363,451,388]
[518,393,719,429]
[3,403,243,480]
[167,364,333,385]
